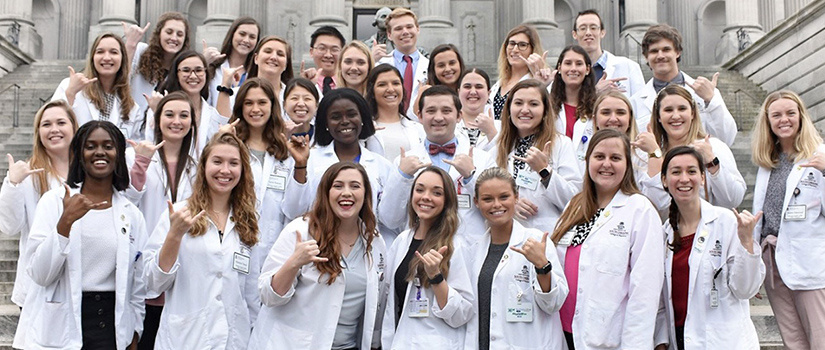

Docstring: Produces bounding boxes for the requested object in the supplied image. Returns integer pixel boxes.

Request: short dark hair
[284,77,320,103]
[426,44,465,88]
[642,24,683,63]
[459,68,491,91]
[419,85,462,113]
[314,88,376,146]
[67,121,129,191]
[574,9,604,30]
[365,64,406,118]
[158,50,212,101]
[311,26,346,48]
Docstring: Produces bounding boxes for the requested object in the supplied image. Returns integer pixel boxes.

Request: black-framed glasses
[178,67,206,76]
[506,41,531,51]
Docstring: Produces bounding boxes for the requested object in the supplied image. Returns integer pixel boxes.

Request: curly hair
[550,45,596,124]
[229,78,288,160]
[137,12,190,84]
[84,33,136,122]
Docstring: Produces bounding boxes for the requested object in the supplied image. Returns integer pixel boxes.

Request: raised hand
[289,231,328,269]
[799,151,825,172]
[398,147,430,176]
[65,66,98,105]
[127,139,166,159]
[371,43,389,60]
[443,147,476,179]
[286,134,311,166]
[515,197,539,220]
[510,231,550,268]
[513,141,553,173]
[299,60,318,81]
[167,200,205,237]
[221,66,245,87]
[202,39,226,65]
[415,246,448,279]
[143,90,165,113]
[595,73,628,94]
[121,21,150,47]
[535,67,557,86]
[690,135,716,171]
[630,131,659,154]
[521,50,548,77]
[283,118,304,136]
[218,118,241,136]
[733,208,762,254]
[476,109,497,137]
[57,184,109,237]
[6,153,44,185]
[688,72,719,104]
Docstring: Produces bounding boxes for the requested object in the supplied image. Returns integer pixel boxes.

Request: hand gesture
[521,51,548,77]
[535,67,556,86]
[286,134,311,166]
[121,21,150,47]
[399,147,431,176]
[443,147,476,179]
[222,66,245,87]
[515,197,538,220]
[595,73,628,94]
[800,151,825,172]
[127,139,165,159]
[733,208,762,254]
[371,43,389,60]
[6,154,43,185]
[415,246,448,279]
[511,231,550,268]
[630,131,659,154]
[299,60,318,81]
[283,118,304,136]
[167,200,205,237]
[143,90,165,113]
[289,231,328,269]
[475,109,497,136]
[218,118,241,136]
[690,135,715,168]
[65,66,98,102]
[202,39,226,65]
[58,184,108,236]
[688,72,719,104]
[513,141,552,172]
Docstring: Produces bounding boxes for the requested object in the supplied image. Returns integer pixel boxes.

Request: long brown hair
[650,84,706,151]
[405,166,459,288]
[549,45,596,124]
[662,146,706,252]
[208,17,260,79]
[137,12,191,84]
[30,100,79,196]
[84,33,136,122]
[188,132,258,246]
[153,91,198,202]
[551,129,640,242]
[307,162,377,285]
[229,78,288,160]
[246,35,294,83]
[496,79,557,169]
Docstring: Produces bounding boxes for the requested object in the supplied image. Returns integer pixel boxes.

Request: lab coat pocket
[31,301,73,347]
[790,238,825,282]
[583,300,623,348]
[162,305,226,349]
[704,321,750,349]
[393,333,453,349]
[595,237,630,276]
[268,322,314,349]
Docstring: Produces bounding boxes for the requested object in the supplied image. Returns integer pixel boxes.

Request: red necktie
[403,55,413,111]
[428,143,457,156]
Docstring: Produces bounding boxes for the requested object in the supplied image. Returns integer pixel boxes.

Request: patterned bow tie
[428,143,457,156]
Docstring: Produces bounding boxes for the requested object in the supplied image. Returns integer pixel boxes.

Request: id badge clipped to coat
[233,246,251,275]
[267,167,288,191]
[506,283,533,322]
[408,278,430,318]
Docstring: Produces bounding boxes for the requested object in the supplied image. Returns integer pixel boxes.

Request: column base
[417,27,458,55]
[533,26,565,62]
[0,22,41,59]
[716,27,766,64]
[308,15,347,28]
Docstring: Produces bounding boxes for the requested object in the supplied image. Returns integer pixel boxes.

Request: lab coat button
[491,336,496,341]
[686,337,691,343]
[217,272,223,278]
[97,308,104,315]
[575,310,579,315]
[492,312,497,318]
[216,295,222,301]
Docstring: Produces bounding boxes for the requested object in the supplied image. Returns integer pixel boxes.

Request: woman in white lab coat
[251,161,387,349]
[551,129,664,349]
[144,132,261,349]
[457,68,498,150]
[750,90,825,348]
[654,146,764,350]
[645,84,746,213]
[204,16,260,107]
[283,78,319,143]
[463,167,568,350]
[52,33,140,140]
[1,100,77,310]
[364,63,426,161]
[490,25,547,121]
[15,121,146,349]
[381,166,474,349]
[491,79,582,231]
[549,45,596,169]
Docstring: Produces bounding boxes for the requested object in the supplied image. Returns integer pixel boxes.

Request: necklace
[340,234,358,247]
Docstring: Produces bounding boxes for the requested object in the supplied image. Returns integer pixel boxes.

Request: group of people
[0,5,823,350]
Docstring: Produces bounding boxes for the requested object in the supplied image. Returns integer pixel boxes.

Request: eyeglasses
[576,25,601,33]
[313,45,341,55]
[178,67,206,76]
[506,41,531,51]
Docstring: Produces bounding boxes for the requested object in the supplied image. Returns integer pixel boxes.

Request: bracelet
[428,273,445,285]
[705,156,719,168]
[216,85,234,96]
[294,165,307,169]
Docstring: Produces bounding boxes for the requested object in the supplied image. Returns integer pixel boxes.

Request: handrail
[622,32,643,66]
[733,88,762,131]
[0,84,21,127]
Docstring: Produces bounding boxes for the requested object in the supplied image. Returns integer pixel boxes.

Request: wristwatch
[539,167,552,179]
[706,156,719,168]
[649,148,663,159]
[535,261,552,275]
[428,273,445,285]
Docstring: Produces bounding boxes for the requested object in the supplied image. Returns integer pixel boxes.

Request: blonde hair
[30,100,79,196]
[752,90,823,168]
[496,80,557,169]
[496,25,543,87]
[385,8,419,29]
[593,91,639,141]
[650,84,706,151]
[336,41,374,95]
[84,33,136,122]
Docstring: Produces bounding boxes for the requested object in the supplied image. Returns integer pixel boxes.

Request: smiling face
[458,72,489,115]
[254,40,287,77]
[284,86,317,125]
[595,96,632,133]
[645,38,680,80]
[412,171,446,223]
[506,33,532,68]
[83,127,117,181]
[420,94,459,145]
[159,20,186,55]
[232,24,259,57]
[658,94,694,143]
[767,98,801,143]
[475,178,517,227]
[663,153,704,204]
[509,87,544,137]
[340,47,369,87]
[433,50,460,86]
[373,70,403,110]
[93,37,123,78]
[205,144,242,196]
[311,34,342,76]
[588,137,627,196]
[558,50,590,87]
[39,107,74,154]
[242,87,271,131]
[328,168,366,220]
[326,98,363,145]
[159,100,192,143]
[387,15,419,54]
[572,14,605,54]
[177,56,206,95]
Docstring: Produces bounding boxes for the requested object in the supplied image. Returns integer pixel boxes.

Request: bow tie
[428,143,457,156]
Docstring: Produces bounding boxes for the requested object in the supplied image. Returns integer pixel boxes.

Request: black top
[478,242,509,350]
[394,238,423,325]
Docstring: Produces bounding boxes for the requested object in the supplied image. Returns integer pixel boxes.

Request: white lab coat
[281,143,397,242]
[251,217,386,349]
[52,77,142,141]
[14,186,147,350]
[381,229,475,349]
[630,73,737,146]
[752,144,825,290]
[364,116,426,160]
[644,137,746,215]
[124,148,197,233]
[600,50,646,98]
[250,151,295,270]
[0,174,62,307]
[130,42,158,135]
[378,139,496,244]
[654,200,764,350]
[142,97,229,158]
[556,191,664,350]
[463,221,568,350]
[377,52,429,119]
[489,135,583,230]
[143,201,262,349]
[554,105,595,173]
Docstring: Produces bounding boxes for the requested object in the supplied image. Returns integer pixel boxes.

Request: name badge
[710,287,719,308]
[506,286,533,322]
[233,251,250,275]
[267,174,287,191]
[408,280,429,318]
[784,204,807,221]
[557,229,575,247]
[457,194,472,209]
[515,171,540,191]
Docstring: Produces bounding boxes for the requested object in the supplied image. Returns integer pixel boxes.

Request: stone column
[0,0,42,58]
[143,0,176,31]
[717,0,765,62]
[240,0,266,33]
[619,0,657,65]
[418,0,458,51]
[667,0,698,65]
[784,0,812,14]
[88,0,137,49]
[197,0,240,48]
[309,0,347,28]
[759,0,784,32]
[522,0,565,59]
[58,0,90,59]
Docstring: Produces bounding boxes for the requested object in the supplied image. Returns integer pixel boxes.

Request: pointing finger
[154,140,166,150]
[167,200,175,215]
[711,72,719,86]
[142,22,151,32]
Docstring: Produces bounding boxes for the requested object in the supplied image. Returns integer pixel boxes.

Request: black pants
[676,325,685,349]
[138,304,164,350]
[564,331,575,349]
[81,291,116,349]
